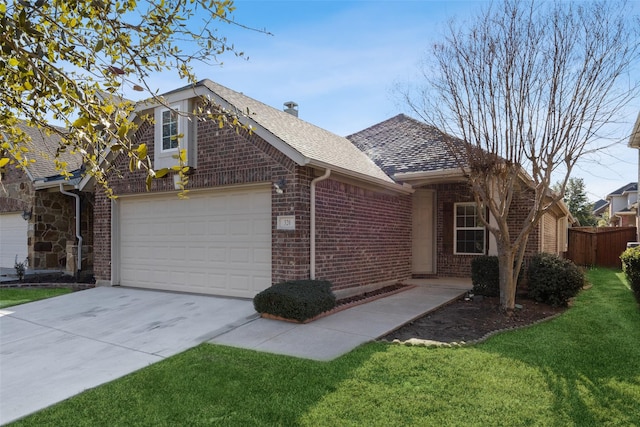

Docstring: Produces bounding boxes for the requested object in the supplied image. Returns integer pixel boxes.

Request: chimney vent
[283,101,298,117]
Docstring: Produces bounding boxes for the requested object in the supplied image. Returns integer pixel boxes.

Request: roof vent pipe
[283,101,298,117]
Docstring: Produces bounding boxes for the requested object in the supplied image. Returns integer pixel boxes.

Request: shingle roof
[346,114,464,177]
[11,121,83,181]
[195,80,393,183]
[592,199,609,214]
[608,182,637,196]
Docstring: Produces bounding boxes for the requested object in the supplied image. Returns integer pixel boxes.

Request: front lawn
[0,287,72,309]
[11,269,640,426]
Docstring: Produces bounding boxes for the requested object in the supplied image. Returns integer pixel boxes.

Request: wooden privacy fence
[566,227,637,269]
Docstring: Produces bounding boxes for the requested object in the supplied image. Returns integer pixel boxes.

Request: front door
[412,189,435,274]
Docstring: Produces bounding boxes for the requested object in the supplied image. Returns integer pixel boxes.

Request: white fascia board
[309,159,413,195]
[33,179,78,191]
[394,168,465,182]
[629,113,640,148]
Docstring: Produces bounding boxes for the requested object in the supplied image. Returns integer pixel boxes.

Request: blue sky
[145,0,640,202]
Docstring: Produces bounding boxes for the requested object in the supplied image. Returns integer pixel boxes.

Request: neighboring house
[592,199,609,220]
[0,122,93,275]
[605,182,637,227]
[91,80,571,299]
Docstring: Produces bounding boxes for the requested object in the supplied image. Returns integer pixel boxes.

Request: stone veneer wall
[1,164,94,271]
[32,190,94,270]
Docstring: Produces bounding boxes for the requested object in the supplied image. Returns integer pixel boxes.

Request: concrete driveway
[0,287,256,425]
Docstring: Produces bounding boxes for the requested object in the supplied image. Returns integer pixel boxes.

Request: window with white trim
[454,202,486,255]
[161,106,180,151]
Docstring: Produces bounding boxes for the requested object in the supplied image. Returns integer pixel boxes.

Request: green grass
[10,269,640,426]
[0,287,72,308]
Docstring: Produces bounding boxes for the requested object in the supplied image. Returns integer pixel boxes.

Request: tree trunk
[498,250,517,312]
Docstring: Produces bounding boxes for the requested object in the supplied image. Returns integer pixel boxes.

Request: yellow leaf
[0,3,6,13]
[136,143,147,158]
[9,58,18,67]
[0,157,9,168]
[72,117,89,128]
[154,168,169,178]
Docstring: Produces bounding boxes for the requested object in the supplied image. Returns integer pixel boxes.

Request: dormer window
[153,100,197,170]
[161,107,180,151]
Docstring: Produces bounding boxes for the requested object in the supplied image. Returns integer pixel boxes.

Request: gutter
[310,169,331,280]
[59,183,82,278]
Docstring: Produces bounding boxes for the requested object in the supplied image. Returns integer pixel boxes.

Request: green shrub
[471,256,524,297]
[620,246,640,304]
[253,280,336,322]
[527,253,584,307]
[471,256,500,297]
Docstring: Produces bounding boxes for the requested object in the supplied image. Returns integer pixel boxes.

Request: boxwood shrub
[620,246,640,304]
[253,279,336,322]
[527,253,584,307]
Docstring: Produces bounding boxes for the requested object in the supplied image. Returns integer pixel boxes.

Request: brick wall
[314,179,412,290]
[93,117,311,284]
[423,182,540,277]
[93,115,415,292]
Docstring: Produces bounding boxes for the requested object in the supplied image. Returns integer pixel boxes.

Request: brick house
[347,114,571,276]
[0,122,93,274]
[90,80,571,298]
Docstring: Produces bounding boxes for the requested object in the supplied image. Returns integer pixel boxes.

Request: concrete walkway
[212,278,471,361]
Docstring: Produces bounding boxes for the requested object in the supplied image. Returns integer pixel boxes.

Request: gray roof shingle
[194,80,394,183]
[346,114,464,178]
[608,182,637,196]
[13,122,83,181]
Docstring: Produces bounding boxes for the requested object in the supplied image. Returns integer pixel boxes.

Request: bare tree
[409,0,640,311]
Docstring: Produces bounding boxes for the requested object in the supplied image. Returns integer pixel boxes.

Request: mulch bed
[381,293,566,344]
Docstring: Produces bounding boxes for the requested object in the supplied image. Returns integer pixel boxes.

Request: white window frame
[454,202,486,255]
[160,105,181,152]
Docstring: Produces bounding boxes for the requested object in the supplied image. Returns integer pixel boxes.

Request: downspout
[310,169,331,280]
[59,183,82,279]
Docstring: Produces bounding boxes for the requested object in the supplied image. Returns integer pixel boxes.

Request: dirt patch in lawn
[381,294,566,344]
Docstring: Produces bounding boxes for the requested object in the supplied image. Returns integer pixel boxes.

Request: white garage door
[0,213,28,269]
[118,187,272,298]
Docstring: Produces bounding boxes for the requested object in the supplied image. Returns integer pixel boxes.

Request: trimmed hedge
[253,280,336,322]
[620,246,640,304]
[527,253,584,307]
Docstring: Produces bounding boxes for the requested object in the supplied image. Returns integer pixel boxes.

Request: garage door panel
[0,213,28,269]
[119,188,271,298]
